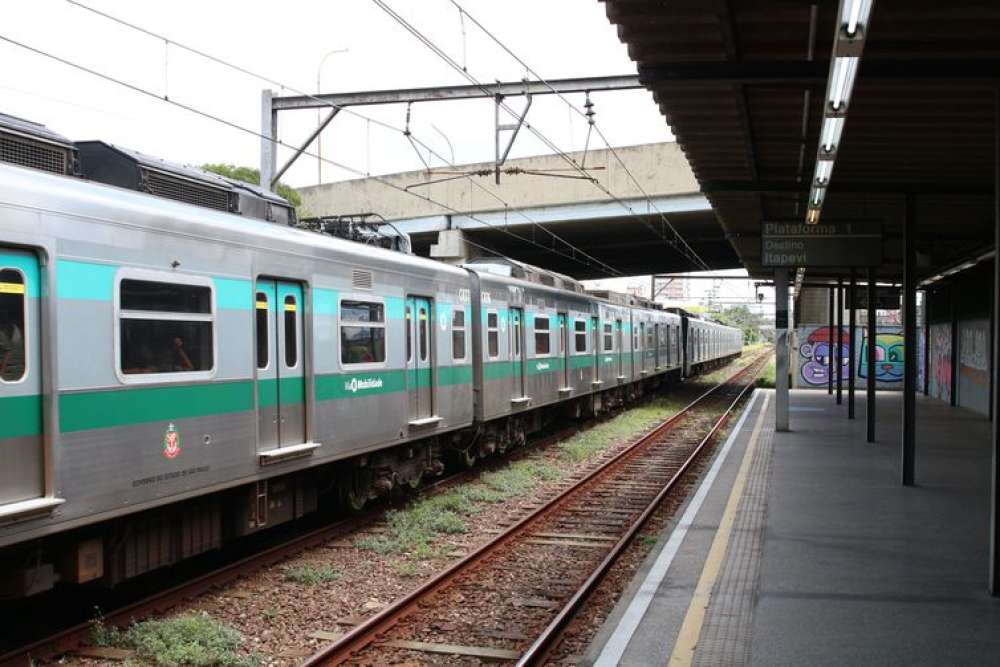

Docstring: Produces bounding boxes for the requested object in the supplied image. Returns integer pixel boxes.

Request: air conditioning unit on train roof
[0,112,79,176]
[464,257,586,294]
[586,289,630,306]
[75,141,295,224]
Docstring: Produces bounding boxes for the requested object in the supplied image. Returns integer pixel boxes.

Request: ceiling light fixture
[804,0,874,225]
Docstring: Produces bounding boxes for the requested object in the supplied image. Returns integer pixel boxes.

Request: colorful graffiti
[929,323,952,402]
[794,325,922,390]
[858,331,904,382]
[958,319,990,415]
[798,326,849,386]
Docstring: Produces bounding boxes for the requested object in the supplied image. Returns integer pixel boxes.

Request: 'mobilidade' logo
[344,377,384,394]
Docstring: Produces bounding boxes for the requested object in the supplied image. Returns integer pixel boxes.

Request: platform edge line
[592,389,762,667]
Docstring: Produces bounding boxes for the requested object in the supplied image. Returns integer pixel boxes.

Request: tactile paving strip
[691,415,776,666]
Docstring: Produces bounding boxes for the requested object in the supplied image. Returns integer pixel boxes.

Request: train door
[558,313,569,388]
[510,308,525,399]
[591,316,600,379]
[638,322,645,374]
[0,250,43,507]
[406,297,434,420]
[255,280,305,451]
[615,318,624,379]
[665,323,671,367]
[654,323,660,369]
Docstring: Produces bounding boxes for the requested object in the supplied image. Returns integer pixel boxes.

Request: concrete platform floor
[584,389,1000,666]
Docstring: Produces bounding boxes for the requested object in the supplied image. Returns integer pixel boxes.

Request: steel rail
[0,380,677,667]
[517,356,767,665]
[303,353,769,666]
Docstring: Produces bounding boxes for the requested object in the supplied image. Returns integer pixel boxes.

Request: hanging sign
[761,221,882,268]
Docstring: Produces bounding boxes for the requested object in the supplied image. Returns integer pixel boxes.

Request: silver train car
[0,157,741,597]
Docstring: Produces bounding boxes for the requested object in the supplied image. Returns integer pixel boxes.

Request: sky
[1,0,675,189]
[1,0,763,299]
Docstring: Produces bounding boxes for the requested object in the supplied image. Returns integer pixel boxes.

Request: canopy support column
[775,268,790,432]
[836,277,843,405]
[828,286,835,395]
[849,269,857,419]
[867,270,877,442]
[989,86,1000,595]
[902,195,917,487]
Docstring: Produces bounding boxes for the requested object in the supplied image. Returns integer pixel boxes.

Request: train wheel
[339,470,371,511]
[457,446,477,468]
[340,485,367,512]
[406,471,423,491]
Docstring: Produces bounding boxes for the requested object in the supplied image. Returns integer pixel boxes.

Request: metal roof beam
[639,59,1000,86]
[272,75,643,111]
[702,180,993,195]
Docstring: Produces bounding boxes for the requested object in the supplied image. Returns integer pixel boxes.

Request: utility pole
[316,48,349,185]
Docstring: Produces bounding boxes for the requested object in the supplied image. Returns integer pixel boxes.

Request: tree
[200,163,305,217]
[713,304,765,345]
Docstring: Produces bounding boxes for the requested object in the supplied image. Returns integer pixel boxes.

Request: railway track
[1,364,747,667]
[302,353,769,666]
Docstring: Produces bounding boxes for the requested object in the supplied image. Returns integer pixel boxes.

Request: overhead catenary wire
[448,0,709,271]
[377,0,711,272]
[60,0,624,278]
[0,32,623,276]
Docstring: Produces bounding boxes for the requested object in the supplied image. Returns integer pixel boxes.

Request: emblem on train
[345,377,384,393]
[163,423,182,460]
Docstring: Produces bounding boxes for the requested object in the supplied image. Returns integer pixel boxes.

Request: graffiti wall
[793,325,925,391]
[958,319,990,416]
[928,323,952,402]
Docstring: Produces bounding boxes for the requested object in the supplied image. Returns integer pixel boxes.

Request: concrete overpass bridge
[298,142,738,279]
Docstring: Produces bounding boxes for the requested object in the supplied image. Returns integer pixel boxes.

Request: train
[0,113,741,598]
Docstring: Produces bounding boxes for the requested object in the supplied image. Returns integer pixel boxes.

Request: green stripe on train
[60,381,254,433]
[54,364,471,432]
[257,377,305,408]
[314,366,472,401]
[0,394,42,438]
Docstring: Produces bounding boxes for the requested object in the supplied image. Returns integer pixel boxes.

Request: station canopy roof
[604,0,999,281]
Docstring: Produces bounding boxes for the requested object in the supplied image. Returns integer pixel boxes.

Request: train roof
[0,112,75,149]
[0,161,468,281]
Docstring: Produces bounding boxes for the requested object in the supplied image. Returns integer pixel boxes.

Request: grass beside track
[282,564,342,585]
[756,356,776,388]
[355,353,762,565]
[92,614,259,667]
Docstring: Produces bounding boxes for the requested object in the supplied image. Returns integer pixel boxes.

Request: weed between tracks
[92,613,259,667]
[355,394,690,564]
[558,397,687,462]
[354,459,564,557]
[281,564,341,585]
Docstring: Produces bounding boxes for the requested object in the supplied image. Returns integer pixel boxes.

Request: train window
[284,295,298,367]
[558,317,566,355]
[646,327,654,351]
[405,306,412,362]
[341,300,386,365]
[119,277,213,377]
[121,279,211,313]
[574,319,587,353]
[534,315,550,356]
[633,325,639,350]
[487,311,500,359]
[452,309,466,361]
[0,269,26,382]
[255,292,268,370]
[419,307,429,361]
[603,322,613,352]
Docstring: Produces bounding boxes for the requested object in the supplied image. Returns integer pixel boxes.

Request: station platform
[584,388,1000,666]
